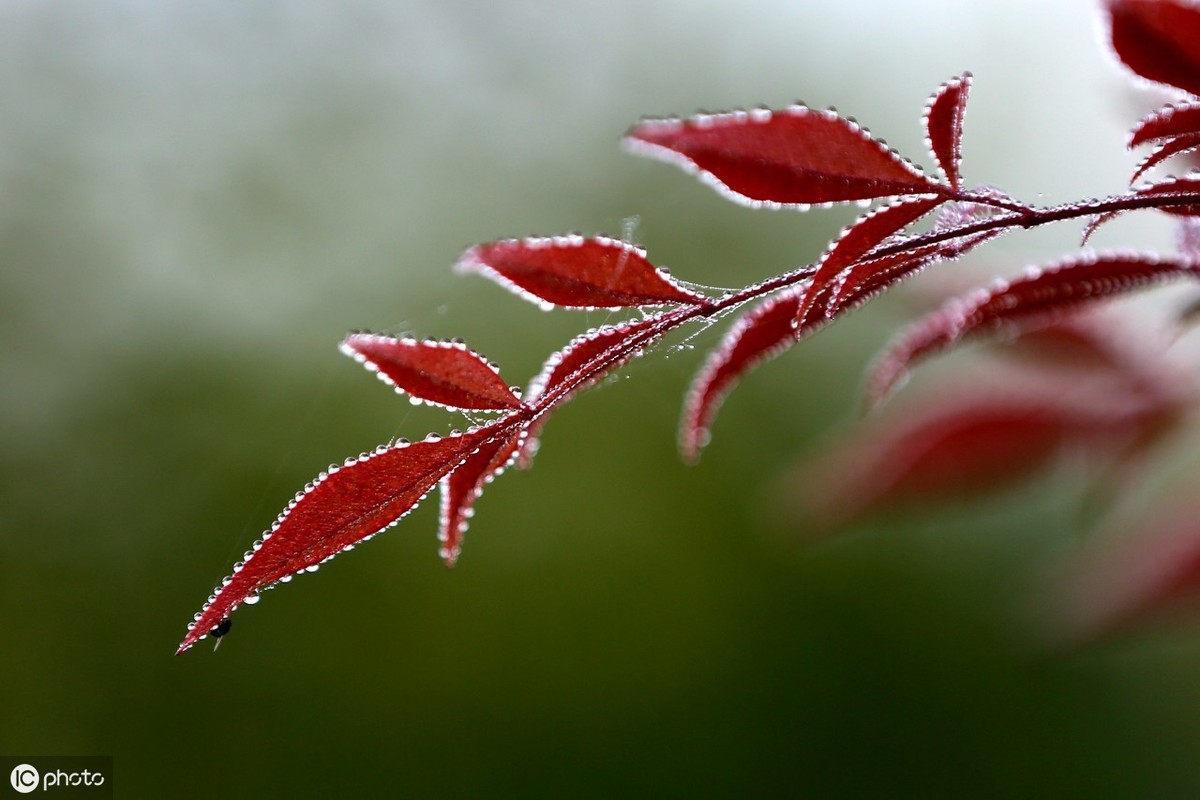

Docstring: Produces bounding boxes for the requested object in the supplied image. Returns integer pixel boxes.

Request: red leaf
[624,106,946,208]
[1080,209,1122,246]
[1053,506,1200,644]
[1132,173,1200,215]
[1130,134,1200,182]
[831,194,1022,311]
[438,430,523,567]
[520,313,675,467]
[831,246,942,312]
[1108,0,1200,96]
[798,195,943,322]
[997,316,1136,375]
[828,403,1072,507]
[1129,102,1200,147]
[681,274,823,462]
[865,253,1197,408]
[994,314,1183,421]
[177,427,498,653]
[924,73,972,190]
[456,235,705,309]
[527,315,668,403]
[831,226,1008,314]
[340,333,522,412]
[794,384,1162,532]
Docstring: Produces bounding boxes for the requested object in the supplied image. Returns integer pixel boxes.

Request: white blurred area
[0,0,1158,440]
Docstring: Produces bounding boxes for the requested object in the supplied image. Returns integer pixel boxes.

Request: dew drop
[243,593,261,606]
[280,574,293,583]
[305,564,321,573]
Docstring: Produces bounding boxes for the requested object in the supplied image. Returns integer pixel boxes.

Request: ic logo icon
[9,764,38,794]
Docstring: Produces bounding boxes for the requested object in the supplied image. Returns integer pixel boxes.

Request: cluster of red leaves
[179,0,1200,654]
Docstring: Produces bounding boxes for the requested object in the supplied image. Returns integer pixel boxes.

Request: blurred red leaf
[178,426,499,653]
[793,382,1168,532]
[457,235,705,310]
[624,106,946,208]
[341,333,522,412]
[1108,0,1200,96]
[996,316,1135,374]
[1052,506,1200,644]
[866,253,1197,408]
[924,73,972,190]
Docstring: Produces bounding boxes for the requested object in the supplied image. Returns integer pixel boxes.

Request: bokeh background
[6,0,1200,796]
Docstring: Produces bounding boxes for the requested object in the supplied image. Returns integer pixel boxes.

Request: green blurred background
[6,1,1200,796]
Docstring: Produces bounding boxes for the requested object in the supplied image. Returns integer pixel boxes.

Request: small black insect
[209,617,232,651]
